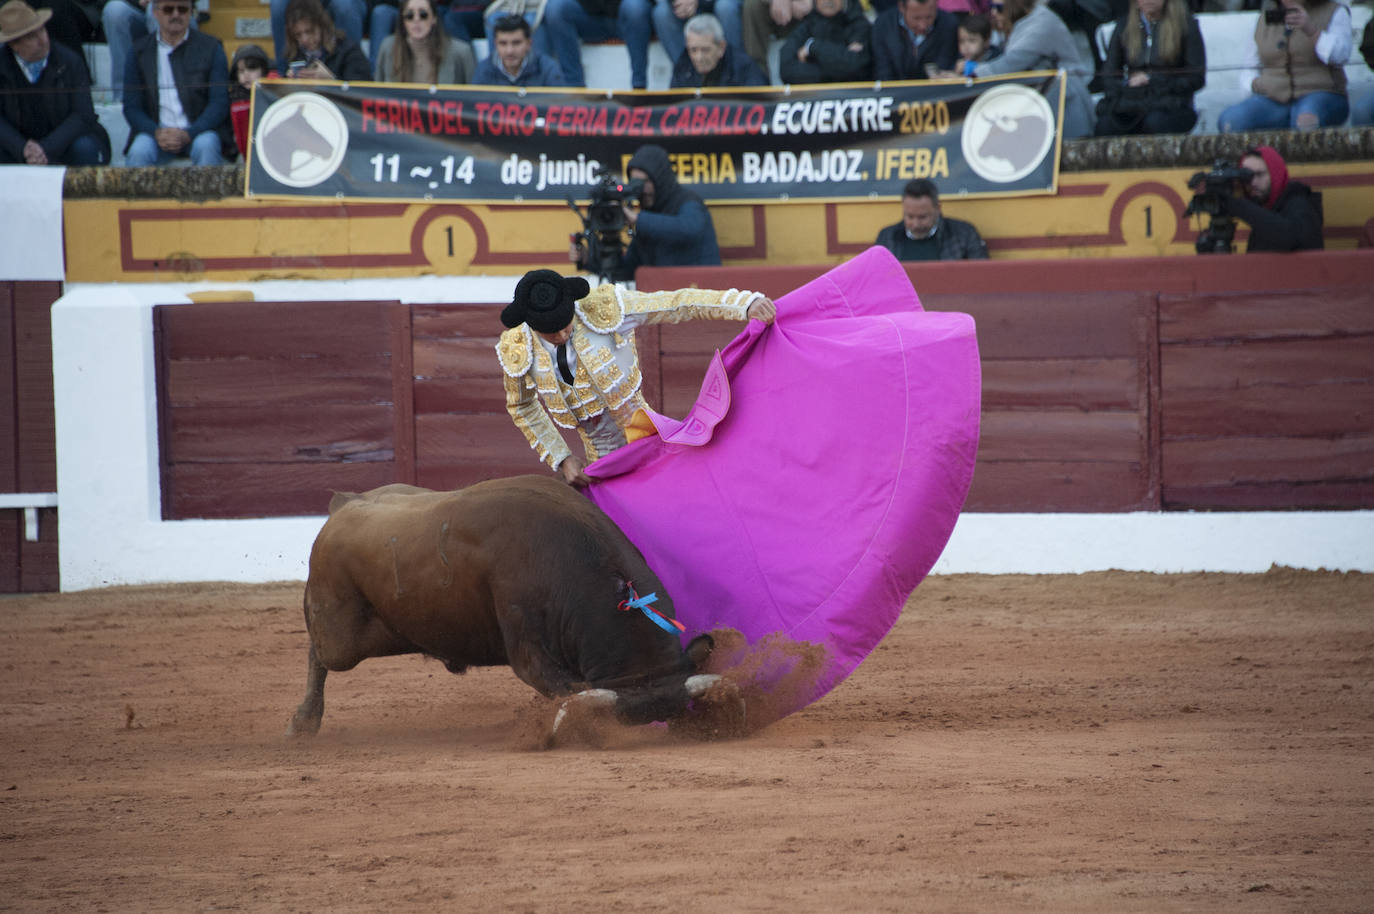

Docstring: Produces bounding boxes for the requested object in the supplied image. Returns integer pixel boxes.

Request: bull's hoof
[286,708,322,738]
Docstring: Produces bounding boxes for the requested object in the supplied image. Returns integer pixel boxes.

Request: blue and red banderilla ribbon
[618,583,685,635]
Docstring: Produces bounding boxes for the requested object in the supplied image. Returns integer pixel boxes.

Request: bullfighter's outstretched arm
[504,372,574,471]
[577,285,774,332]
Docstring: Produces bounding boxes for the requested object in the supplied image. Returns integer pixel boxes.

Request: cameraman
[570,143,721,280]
[1205,146,1323,252]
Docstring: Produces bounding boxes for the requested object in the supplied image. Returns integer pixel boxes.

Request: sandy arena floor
[2,569,1371,912]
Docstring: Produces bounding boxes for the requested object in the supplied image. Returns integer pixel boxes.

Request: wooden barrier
[1,282,60,592]
[149,250,1374,521]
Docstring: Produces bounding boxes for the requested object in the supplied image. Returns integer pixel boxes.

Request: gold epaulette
[495,325,533,377]
[576,285,627,333]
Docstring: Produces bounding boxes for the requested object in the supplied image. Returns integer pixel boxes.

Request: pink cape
[586,247,981,716]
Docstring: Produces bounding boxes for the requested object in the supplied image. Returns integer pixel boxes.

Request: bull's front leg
[287,644,328,737]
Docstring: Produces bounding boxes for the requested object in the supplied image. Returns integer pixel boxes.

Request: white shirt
[156,31,191,129]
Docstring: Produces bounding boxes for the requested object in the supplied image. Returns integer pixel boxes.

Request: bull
[288,476,739,743]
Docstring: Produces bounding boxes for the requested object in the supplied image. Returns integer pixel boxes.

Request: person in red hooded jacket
[1220,146,1324,252]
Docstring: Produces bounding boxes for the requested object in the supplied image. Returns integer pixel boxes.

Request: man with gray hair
[669,11,767,87]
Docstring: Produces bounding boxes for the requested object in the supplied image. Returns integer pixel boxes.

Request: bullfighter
[496,269,776,487]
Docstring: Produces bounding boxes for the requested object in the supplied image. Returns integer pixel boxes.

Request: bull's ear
[684,633,715,670]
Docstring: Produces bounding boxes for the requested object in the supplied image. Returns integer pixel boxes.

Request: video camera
[568,170,645,281]
[1185,160,1253,255]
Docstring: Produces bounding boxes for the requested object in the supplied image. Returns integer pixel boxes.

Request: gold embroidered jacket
[496,284,763,470]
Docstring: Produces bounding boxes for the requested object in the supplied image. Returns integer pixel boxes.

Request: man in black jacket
[0,0,108,164]
[871,0,957,82]
[778,0,870,84]
[874,179,989,261]
[1219,146,1323,252]
[669,12,768,88]
[122,0,231,165]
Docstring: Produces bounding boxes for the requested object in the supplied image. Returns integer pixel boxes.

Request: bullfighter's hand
[747,297,776,325]
[23,139,48,165]
[558,455,591,488]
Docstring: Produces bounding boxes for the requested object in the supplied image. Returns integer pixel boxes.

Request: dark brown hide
[290,476,699,735]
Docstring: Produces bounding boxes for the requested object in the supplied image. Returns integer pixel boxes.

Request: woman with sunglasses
[966,0,1094,138]
[282,0,372,81]
[374,0,477,83]
[1217,0,1351,133]
[1094,0,1205,136]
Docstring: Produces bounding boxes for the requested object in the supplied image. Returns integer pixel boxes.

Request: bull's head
[547,634,747,746]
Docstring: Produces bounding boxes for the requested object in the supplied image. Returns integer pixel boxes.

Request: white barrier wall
[51,279,1374,590]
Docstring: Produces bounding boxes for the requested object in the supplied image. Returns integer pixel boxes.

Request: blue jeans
[541,0,654,88]
[1350,90,1374,127]
[1218,91,1350,132]
[101,1,161,102]
[368,4,397,71]
[651,0,741,71]
[271,0,365,68]
[126,130,225,166]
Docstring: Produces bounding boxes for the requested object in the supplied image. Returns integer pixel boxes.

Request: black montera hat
[502,269,590,334]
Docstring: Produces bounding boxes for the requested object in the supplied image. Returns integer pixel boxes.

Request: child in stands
[955,12,998,75]
[228,44,274,158]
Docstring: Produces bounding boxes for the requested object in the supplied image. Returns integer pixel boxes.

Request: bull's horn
[683,674,747,736]
[685,674,721,697]
[548,688,618,746]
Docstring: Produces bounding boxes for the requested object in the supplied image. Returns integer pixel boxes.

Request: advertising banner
[245,72,1065,204]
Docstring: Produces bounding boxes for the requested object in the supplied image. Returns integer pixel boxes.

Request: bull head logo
[977,111,1050,173]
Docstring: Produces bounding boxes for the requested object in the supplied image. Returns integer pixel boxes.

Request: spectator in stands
[669,11,767,86]
[1193,145,1322,250]
[227,42,271,157]
[1344,15,1371,125]
[740,0,809,75]
[0,0,109,164]
[282,0,371,80]
[373,0,495,66]
[568,142,721,279]
[873,0,958,81]
[540,0,654,88]
[1093,0,1204,135]
[374,0,476,82]
[954,12,999,72]
[654,0,743,74]
[122,0,231,165]
[482,0,544,42]
[1217,0,1351,132]
[104,0,205,102]
[966,0,1095,138]
[472,13,565,84]
[875,179,989,260]
[269,0,362,72]
[778,0,871,84]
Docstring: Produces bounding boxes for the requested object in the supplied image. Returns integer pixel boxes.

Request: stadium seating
[1096,7,1374,134]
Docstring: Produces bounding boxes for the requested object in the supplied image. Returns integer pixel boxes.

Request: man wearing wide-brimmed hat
[0,0,109,164]
[496,271,776,487]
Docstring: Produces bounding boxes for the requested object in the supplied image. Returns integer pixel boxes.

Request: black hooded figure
[617,143,722,279]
